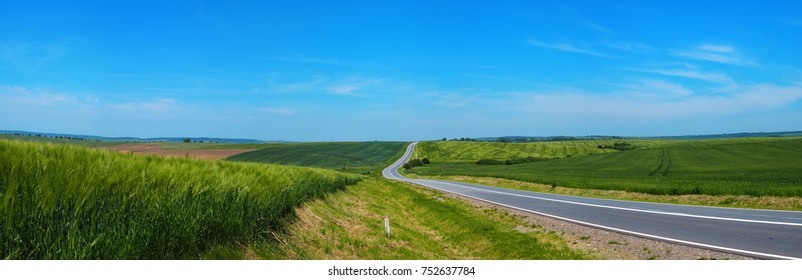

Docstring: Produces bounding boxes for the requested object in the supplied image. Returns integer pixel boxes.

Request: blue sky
[2,1,802,141]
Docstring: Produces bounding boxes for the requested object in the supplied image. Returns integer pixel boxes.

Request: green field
[0,139,361,259]
[227,142,408,175]
[408,137,802,197]
[412,140,632,163]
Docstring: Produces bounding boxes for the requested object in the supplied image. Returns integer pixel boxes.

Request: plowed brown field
[101,144,255,160]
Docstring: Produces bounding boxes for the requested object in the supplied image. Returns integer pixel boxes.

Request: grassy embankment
[0,139,360,259]
[407,138,802,210]
[254,178,589,259]
[227,142,408,175]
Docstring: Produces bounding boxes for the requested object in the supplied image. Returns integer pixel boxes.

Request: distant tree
[422,158,430,164]
[183,138,191,143]
[476,159,502,165]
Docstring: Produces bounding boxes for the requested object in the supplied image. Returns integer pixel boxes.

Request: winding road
[383,142,802,259]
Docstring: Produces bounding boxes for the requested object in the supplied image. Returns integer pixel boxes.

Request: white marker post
[384,216,390,237]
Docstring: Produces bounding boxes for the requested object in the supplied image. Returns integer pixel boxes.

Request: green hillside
[412,140,630,163]
[408,137,802,197]
[0,139,360,259]
[227,142,408,175]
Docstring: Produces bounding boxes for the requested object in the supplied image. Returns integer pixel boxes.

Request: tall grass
[0,139,361,259]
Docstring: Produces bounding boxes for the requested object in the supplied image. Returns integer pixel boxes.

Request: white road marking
[423,180,802,227]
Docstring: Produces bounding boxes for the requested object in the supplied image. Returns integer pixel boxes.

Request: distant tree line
[440,137,478,142]
[440,135,626,143]
[4,132,100,142]
[476,156,550,166]
[182,138,218,143]
[597,142,636,151]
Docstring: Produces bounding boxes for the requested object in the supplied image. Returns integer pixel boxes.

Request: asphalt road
[383,142,802,259]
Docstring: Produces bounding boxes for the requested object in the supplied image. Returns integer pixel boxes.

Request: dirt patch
[100,143,255,160]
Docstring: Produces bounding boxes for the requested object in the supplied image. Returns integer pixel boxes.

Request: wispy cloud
[262,107,296,115]
[0,40,71,70]
[601,41,655,53]
[0,85,77,106]
[267,55,345,66]
[636,68,739,91]
[516,84,802,119]
[528,40,616,58]
[107,98,180,114]
[673,44,754,66]
[267,76,326,93]
[429,91,479,109]
[698,44,734,53]
[268,76,383,97]
[327,85,360,95]
[617,79,694,99]
[325,77,382,96]
[560,4,610,33]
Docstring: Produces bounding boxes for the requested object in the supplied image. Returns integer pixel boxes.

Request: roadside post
[384,216,390,237]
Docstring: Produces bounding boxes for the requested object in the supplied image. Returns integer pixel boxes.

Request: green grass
[251,178,590,260]
[0,139,361,259]
[0,134,119,147]
[227,142,408,175]
[408,137,802,197]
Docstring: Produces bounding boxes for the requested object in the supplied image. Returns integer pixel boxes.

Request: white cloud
[601,41,655,53]
[698,44,735,53]
[1,40,71,69]
[327,85,360,95]
[262,107,296,115]
[107,98,178,114]
[267,55,345,66]
[0,85,77,106]
[560,4,610,33]
[430,91,478,109]
[528,40,616,58]
[267,76,382,97]
[326,78,384,96]
[267,76,326,93]
[622,79,693,98]
[673,44,753,66]
[637,68,739,91]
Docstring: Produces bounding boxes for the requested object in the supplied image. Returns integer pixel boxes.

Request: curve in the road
[383,142,802,260]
